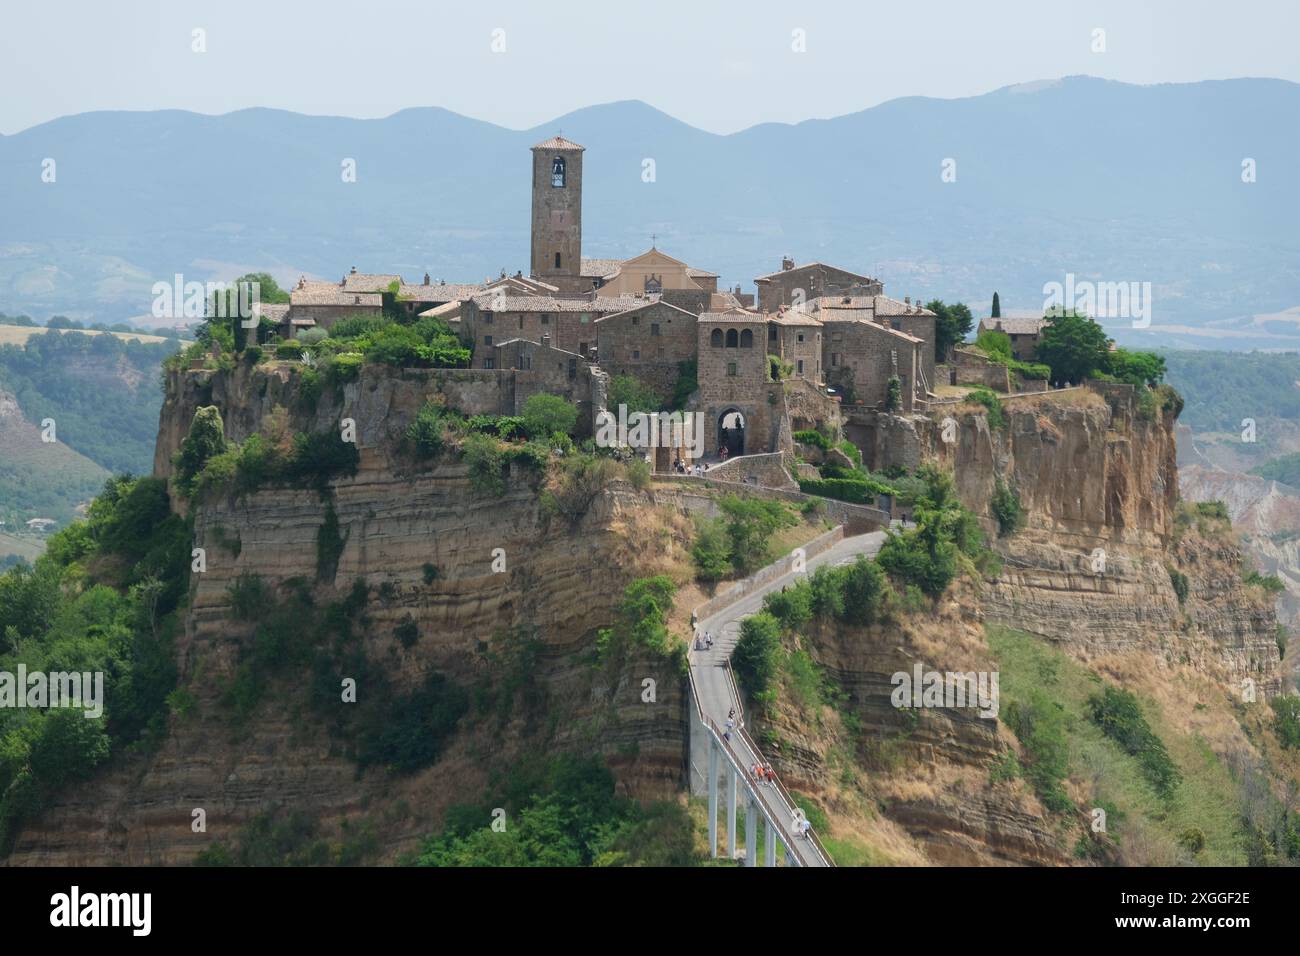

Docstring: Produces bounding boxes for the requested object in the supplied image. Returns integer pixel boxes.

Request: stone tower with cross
[530,135,585,292]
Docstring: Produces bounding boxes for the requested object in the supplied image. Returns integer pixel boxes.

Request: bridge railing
[723,661,835,868]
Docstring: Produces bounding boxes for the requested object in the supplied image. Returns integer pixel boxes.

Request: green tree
[691,517,733,582]
[1036,311,1111,385]
[521,393,579,439]
[991,291,1001,319]
[1106,348,1166,387]
[925,300,975,364]
[173,406,227,495]
[608,375,662,415]
[718,496,798,574]
[733,612,782,694]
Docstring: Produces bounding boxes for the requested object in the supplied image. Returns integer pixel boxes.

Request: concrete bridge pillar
[707,742,719,859]
[727,767,738,859]
[765,819,776,867]
[744,795,757,867]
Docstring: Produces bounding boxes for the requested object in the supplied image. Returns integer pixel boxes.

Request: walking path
[688,529,887,866]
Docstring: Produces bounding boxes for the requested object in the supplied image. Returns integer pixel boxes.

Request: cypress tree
[991,291,1001,318]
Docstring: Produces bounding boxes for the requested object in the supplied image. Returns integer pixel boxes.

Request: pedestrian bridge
[687,527,886,866]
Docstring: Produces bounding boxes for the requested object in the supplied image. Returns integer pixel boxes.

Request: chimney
[904,296,910,305]
[349,266,357,274]
[781,256,795,272]
[542,333,551,348]
[423,272,430,285]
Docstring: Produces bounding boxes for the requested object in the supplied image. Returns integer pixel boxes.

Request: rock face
[902,387,1279,693]
[10,366,690,866]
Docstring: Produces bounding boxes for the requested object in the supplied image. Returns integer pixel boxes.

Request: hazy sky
[3,0,1297,135]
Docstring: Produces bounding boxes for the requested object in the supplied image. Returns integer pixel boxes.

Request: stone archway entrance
[718,409,746,458]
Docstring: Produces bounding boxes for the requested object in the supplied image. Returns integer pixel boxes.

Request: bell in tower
[552,157,566,187]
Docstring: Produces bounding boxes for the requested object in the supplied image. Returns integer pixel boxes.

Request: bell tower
[530,136,584,292]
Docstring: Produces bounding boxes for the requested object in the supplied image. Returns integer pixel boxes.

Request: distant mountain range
[2,75,1298,349]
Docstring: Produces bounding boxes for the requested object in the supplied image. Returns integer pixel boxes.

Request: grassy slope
[987,625,1249,865]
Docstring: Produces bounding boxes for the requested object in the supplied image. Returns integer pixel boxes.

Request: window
[768,326,777,341]
[484,334,493,346]
[632,316,639,326]
[651,323,660,336]
[726,329,738,348]
[797,359,804,374]
[632,349,640,360]
[658,346,665,358]
[710,328,723,347]
[484,357,495,369]
[740,329,753,348]
[831,353,840,367]
[797,333,804,343]
[484,313,493,324]
[541,314,550,324]
[552,156,566,187]
[554,252,562,269]
[831,332,841,342]
[568,358,577,380]
[518,315,524,329]
[727,362,737,377]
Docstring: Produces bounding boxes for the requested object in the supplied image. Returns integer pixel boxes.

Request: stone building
[491,337,607,434]
[694,312,775,458]
[282,281,382,333]
[976,314,1047,361]
[594,300,698,399]
[753,258,884,314]
[765,310,823,385]
[463,292,638,368]
[530,137,586,292]
[821,310,924,412]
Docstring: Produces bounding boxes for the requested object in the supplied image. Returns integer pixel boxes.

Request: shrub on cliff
[463,433,507,496]
[595,576,680,664]
[1003,689,1073,813]
[967,387,1006,431]
[1086,685,1181,799]
[732,612,782,696]
[521,393,578,439]
[691,517,732,583]
[174,406,227,496]
[1271,696,1300,749]
[539,453,619,524]
[718,495,799,575]
[990,478,1023,537]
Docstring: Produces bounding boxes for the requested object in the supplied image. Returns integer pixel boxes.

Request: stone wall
[596,301,697,402]
[700,451,799,490]
[824,320,919,412]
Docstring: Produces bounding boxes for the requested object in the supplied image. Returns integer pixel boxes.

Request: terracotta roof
[767,310,822,327]
[593,301,699,323]
[341,273,401,293]
[981,316,1047,335]
[580,258,623,279]
[290,289,383,307]
[753,261,875,283]
[470,293,640,313]
[397,282,482,301]
[532,136,585,151]
[252,302,290,321]
[687,267,719,278]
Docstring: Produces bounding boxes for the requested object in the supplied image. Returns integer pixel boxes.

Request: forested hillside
[0,329,179,531]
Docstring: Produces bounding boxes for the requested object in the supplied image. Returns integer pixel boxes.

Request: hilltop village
[255,136,960,473]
